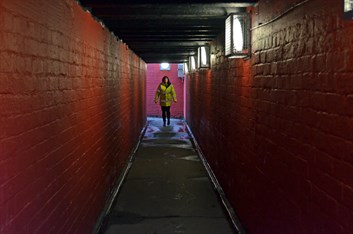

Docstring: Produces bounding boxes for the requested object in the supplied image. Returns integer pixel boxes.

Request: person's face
[163,77,169,84]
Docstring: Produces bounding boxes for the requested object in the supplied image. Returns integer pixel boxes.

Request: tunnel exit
[146,63,185,119]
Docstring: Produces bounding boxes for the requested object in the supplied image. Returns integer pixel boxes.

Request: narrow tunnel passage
[2,0,353,233]
[99,118,236,234]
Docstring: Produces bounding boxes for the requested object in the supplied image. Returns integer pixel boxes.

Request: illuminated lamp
[197,46,210,68]
[160,62,170,70]
[184,62,189,74]
[189,56,196,71]
[225,13,250,58]
[343,0,353,19]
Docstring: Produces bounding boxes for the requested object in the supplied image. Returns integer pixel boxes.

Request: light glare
[201,47,207,65]
[233,18,243,52]
[345,0,353,12]
[161,63,170,69]
[191,56,196,70]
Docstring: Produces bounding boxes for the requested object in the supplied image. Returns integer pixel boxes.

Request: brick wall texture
[146,63,184,118]
[186,0,353,233]
[0,0,146,233]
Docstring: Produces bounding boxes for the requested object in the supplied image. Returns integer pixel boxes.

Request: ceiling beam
[109,25,222,31]
[109,29,220,33]
[123,41,206,47]
[90,6,243,18]
[77,0,257,63]
[103,18,225,27]
[96,15,228,20]
[80,1,258,8]
[120,34,217,39]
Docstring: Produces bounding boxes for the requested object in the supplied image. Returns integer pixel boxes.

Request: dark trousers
[161,106,170,124]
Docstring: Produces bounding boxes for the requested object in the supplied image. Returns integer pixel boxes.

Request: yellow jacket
[155,82,177,107]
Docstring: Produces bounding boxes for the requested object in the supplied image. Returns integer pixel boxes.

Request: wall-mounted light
[197,46,210,68]
[160,62,170,70]
[225,13,250,58]
[189,56,196,71]
[343,0,353,19]
[184,62,189,74]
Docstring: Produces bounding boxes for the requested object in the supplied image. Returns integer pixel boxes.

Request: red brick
[342,186,353,210]
[347,51,353,73]
[309,168,342,201]
[0,0,146,233]
[335,73,353,95]
[313,53,327,73]
[334,161,353,189]
[186,0,353,233]
[314,151,335,174]
[337,204,353,230]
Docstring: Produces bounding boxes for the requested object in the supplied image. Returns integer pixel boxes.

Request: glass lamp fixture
[189,56,196,71]
[225,13,250,58]
[184,62,189,74]
[344,0,353,11]
[160,62,170,70]
[343,0,353,19]
[197,46,210,68]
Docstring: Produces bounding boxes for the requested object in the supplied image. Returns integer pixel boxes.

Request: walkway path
[101,117,235,234]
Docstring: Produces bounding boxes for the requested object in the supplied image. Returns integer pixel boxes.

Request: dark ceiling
[79,0,257,63]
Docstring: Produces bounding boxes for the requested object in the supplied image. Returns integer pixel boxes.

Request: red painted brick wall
[187,0,353,233]
[0,0,146,233]
[146,63,184,118]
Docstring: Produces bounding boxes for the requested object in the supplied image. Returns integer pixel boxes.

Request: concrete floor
[101,118,236,234]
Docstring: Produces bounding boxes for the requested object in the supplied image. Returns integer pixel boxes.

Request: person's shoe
[163,122,166,127]
[167,120,170,125]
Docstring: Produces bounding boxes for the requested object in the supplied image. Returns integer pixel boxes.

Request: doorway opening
[146,63,186,120]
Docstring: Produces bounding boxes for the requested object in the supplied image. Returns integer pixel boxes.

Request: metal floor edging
[185,121,247,234]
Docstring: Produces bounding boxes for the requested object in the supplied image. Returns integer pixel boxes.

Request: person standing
[154,76,177,126]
